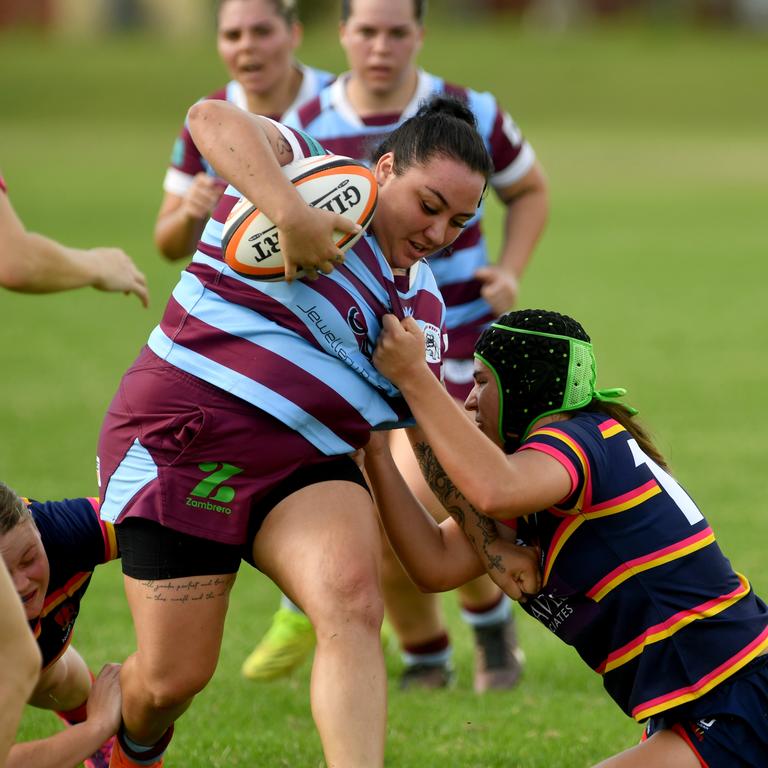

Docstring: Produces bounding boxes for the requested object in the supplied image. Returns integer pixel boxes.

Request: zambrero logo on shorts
[185,462,243,515]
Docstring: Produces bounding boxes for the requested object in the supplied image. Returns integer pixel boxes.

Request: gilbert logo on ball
[222,154,378,280]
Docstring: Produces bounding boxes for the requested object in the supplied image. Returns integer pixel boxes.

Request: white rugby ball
[222,154,378,280]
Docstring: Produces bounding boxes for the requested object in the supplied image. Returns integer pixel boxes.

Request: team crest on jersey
[347,307,372,356]
[423,323,442,364]
[347,306,367,336]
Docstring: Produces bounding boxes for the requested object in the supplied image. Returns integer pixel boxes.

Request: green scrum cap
[474,309,637,452]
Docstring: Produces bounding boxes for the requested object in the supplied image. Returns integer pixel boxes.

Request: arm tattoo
[276,136,291,156]
[413,442,505,574]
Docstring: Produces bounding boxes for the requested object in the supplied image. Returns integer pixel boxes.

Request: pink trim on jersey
[587,527,716,603]
[87,497,118,562]
[541,516,586,587]
[585,479,660,517]
[632,623,768,721]
[525,426,592,509]
[0,175,6,193]
[598,418,624,438]
[520,442,579,496]
[596,573,752,675]
[40,572,91,619]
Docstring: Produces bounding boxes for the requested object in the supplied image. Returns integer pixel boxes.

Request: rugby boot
[241,607,316,681]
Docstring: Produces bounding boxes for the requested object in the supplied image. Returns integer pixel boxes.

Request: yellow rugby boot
[241,607,316,681]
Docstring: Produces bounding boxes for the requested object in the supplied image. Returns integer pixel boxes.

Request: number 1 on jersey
[627,438,704,525]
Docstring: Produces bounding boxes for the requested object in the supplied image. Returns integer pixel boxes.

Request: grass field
[1,15,767,767]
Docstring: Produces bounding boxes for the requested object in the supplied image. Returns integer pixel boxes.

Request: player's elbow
[154,230,187,262]
[186,100,220,147]
[413,573,454,594]
[0,251,35,290]
[472,486,516,522]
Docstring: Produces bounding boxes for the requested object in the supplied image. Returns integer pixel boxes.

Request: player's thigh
[122,571,235,686]
[593,729,700,768]
[252,479,382,620]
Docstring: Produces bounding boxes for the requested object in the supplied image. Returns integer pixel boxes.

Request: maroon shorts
[98,348,353,547]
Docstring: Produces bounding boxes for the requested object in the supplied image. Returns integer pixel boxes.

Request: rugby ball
[222,154,377,280]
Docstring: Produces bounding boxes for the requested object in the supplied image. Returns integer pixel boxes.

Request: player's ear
[291,21,303,49]
[374,152,395,186]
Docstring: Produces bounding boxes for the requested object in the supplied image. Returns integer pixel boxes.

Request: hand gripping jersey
[514,412,768,721]
[25,497,118,670]
[147,120,446,456]
[163,64,335,198]
[283,70,536,359]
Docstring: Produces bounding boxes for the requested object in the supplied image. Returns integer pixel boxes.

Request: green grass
[1,17,767,767]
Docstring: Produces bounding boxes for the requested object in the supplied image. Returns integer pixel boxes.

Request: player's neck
[346,69,419,118]
[244,65,303,119]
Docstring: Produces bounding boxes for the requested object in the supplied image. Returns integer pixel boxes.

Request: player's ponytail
[372,95,493,181]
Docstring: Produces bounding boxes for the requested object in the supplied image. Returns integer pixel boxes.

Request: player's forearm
[365,445,459,592]
[1,233,99,293]
[6,720,114,768]
[407,430,510,578]
[186,100,304,231]
[154,206,205,261]
[396,368,515,517]
[497,166,549,278]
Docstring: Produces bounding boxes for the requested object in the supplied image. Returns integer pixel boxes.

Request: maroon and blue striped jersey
[163,65,334,198]
[148,120,446,455]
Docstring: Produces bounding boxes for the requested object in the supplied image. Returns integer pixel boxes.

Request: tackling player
[367,308,768,767]
[0,483,122,768]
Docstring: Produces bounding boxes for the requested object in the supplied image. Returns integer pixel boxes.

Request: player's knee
[139,667,213,710]
[314,566,384,634]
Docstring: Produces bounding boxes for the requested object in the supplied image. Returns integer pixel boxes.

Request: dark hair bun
[416,95,477,129]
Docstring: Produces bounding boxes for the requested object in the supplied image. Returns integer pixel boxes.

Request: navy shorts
[645,654,768,767]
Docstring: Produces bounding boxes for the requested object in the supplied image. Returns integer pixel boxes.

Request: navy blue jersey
[26,497,118,669]
[513,412,768,721]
